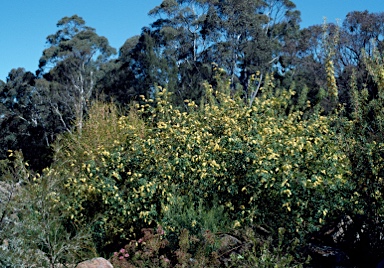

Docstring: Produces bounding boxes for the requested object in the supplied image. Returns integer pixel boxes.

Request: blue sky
[1,0,383,82]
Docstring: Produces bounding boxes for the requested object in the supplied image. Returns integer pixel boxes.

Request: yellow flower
[233,221,241,228]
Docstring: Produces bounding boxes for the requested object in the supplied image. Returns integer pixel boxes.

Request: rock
[377,259,384,268]
[307,243,350,266]
[76,257,113,268]
[217,232,253,266]
[308,214,384,267]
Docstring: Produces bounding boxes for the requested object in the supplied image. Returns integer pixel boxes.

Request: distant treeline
[0,1,383,170]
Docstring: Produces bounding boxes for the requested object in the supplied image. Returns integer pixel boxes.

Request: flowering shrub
[336,50,384,219]
[46,76,351,252]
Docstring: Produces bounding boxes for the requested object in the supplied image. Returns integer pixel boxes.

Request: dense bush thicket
[1,49,384,267]
[53,75,351,250]
[2,2,384,266]
[336,50,384,220]
[0,76,352,265]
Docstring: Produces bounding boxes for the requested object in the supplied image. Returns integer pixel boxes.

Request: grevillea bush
[45,76,352,252]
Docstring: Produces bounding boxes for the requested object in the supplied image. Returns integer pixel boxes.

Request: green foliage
[147,0,301,99]
[47,101,148,250]
[4,5,384,266]
[336,49,384,219]
[52,78,350,253]
[109,225,306,268]
[0,68,53,171]
[39,15,116,70]
[110,226,221,268]
[160,194,231,238]
[38,15,116,134]
[0,151,96,267]
[225,227,307,268]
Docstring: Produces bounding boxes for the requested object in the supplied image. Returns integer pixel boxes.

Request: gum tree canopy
[147,0,300,102]
[38,15,116,133]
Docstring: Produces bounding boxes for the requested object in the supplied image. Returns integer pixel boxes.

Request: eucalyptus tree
[149,0,210,63]
[128,28,178,100]
[149,0,215,105]
[0,68,53,170]
[96,35,140,105]
[148,0,301,105]
[314,11,384,113]
[336,11,384,94]
[212,0,301,97]
[102,27,179,105]
[286,25,328,99]
[38,15,116,133]
[338,11,384,68]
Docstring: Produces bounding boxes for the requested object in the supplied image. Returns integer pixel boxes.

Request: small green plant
[109,225,309,268]
[110,226,221,268]
[224,227,307,268]
[0,151,96,267]
[160,193,231,238]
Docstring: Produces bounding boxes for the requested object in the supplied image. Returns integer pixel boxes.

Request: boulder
[308,214,384,267]
[76,257,113,268]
